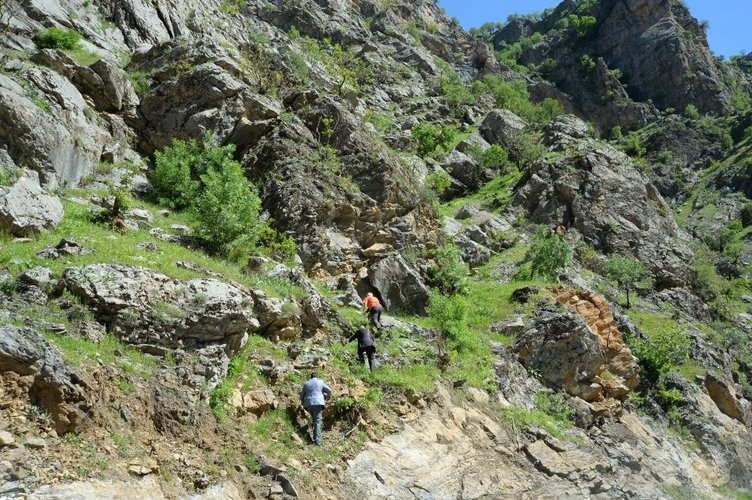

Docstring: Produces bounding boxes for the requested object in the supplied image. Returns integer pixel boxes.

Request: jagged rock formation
[495,0,736,131]
[0,0,751,498]
[510,115,693,288]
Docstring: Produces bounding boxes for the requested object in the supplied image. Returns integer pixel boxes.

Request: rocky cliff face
[1,0,751,498]
[495,0,738,132]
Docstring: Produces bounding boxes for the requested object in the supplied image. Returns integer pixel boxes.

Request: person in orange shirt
[362,292,383,330]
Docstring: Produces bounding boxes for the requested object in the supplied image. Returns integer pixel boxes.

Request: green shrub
[740,201,752,227]
[439,68,475,116]
[429,291,473,352]
[684,104,700,119]
[411,123,459,158]
[192,160,262,253]
[151,135,219,209]
[628,326,691,383]
[220,0,247,14]
[424,170,452,198]
[209,379,233,421]
[526,226,572,279]
[568,14,597,38]
[150,134,268,257]
[464,144,510,188]
[610,126,623,141]
[128,70,150,97]
[472,75,560,124]
[580,54,596,71]
[428,244,470,295]
[535,392,574,423]
[512,132,547,168]
[0,168,20,187]
[37,27,82,50]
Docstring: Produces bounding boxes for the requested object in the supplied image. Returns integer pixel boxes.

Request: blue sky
[437,0,751,58]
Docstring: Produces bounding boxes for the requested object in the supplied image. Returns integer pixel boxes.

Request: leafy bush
[37,27,82,50]
[209,379,233,421]
[0,168,20,187]
[151,135,224,209]
[150,135,268,256]
[464,144,510,187]
[511,131,547,168]
[128,70,150,97]
[525,226,572,279]
[535,392,574,423]
[220,0,247,14]
[192,160,262,253]
[411,123,459,158]
[472,76,560,124]
[684,104,700,119]
[429,291,473,352]
[428,244,469,295]
[568,14,597,38]
[628,327,691,383]
[439,68,475,116]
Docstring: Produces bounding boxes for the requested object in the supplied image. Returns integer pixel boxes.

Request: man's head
[310,371,318,379]
[366,292,373,298]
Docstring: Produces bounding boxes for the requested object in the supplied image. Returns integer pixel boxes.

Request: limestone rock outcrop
[0,171,63,236]
[511,115,692,288]
[59,264,257,354]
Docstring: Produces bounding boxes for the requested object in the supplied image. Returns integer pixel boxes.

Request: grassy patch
[0,196,292,296]
[436,167,524,219]
[501,404,572,438]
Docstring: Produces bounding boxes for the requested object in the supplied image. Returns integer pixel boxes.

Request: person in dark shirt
[347,325,376,371]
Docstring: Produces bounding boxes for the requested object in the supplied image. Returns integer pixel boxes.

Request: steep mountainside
[0,0,751,498]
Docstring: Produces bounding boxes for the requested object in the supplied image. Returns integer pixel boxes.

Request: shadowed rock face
[495,0,734,131]
[595,0,732,114]
[0,326,90,434]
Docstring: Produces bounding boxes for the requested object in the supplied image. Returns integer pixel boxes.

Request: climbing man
[299,372,332,446]
[362,292,383,330]
[347,325,376,371]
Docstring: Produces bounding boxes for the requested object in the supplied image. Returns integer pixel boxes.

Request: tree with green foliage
[192,160,262,253]
[606,254,649,308]
[151,134,237,209]
[526,226,572,279]
[741,201,752,227]
[428,244,470,295]
[468,22,503,41]
[150,134,266,256]
[627,326,691,384]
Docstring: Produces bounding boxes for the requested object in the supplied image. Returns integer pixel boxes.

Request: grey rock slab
[0,171,63,236]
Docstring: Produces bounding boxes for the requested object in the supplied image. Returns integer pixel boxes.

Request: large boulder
[480,109,527,150]
[0,326,90,433]
[553,288,640,396]
[367,254,430,315]
[59,264,257,354]
[514,310,607,401]
[0,170,63,236]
